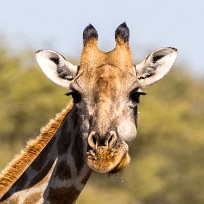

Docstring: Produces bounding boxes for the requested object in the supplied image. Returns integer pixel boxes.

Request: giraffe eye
[130,89,146,103]
[65,90,82,103]
[130,92,140,103]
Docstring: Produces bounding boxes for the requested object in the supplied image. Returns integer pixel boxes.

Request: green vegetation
[0,46,204,203]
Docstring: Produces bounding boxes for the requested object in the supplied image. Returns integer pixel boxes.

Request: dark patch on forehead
[54,161,71,181]
[29,160,55,187]
[23,192,41,204]
[94,66,118,87]
[47,186,80,204]
[92,71,122,106]
[71,132,86,175]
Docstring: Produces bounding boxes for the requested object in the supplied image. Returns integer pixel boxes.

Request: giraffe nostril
[88,131,117,150]
[106,131,117,148]
[92,135,97,146]
[88,131,99,150]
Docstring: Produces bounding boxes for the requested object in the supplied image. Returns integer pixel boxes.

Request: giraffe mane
[0,102,74,199]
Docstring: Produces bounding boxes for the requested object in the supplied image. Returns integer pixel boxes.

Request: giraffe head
[36,23,177,174]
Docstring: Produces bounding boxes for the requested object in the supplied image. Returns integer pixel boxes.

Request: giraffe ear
[135,47,177,87]
[35,50,78,88]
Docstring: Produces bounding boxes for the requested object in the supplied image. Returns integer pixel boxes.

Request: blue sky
[0,0,203,74]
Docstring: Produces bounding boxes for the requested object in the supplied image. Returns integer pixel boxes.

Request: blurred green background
[0,46,204,204]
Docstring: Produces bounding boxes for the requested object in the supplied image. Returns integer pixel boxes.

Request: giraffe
[0,23,177,203]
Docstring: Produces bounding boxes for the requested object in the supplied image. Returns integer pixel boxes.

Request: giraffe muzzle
[87,130,130,174]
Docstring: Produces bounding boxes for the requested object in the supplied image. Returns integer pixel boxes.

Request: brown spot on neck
[29,160,55,187]
[31,134,55,172]
[57,126,71,156]
[54,161,71,181]
[47,186,80,204]
[23,192,41,204]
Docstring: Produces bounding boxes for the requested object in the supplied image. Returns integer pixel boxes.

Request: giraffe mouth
[86,141,130,174]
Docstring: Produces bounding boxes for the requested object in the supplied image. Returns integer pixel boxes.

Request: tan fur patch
[23,192,41,204]
[0,102,73,199]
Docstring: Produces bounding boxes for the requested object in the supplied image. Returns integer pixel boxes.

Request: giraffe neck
[0,104,92,203]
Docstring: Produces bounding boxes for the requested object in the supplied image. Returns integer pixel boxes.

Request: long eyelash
[65,86,79,96]
[130,88,147,104]
[65,92,75,96]
[138,92,147,96]
[136,88,147,96]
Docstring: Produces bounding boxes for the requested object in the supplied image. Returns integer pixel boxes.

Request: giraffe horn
[115,22,130,46]
[80,24,103,69]
[83,24,98,47]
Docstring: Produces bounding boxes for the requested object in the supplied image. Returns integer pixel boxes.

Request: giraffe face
[36,23,177,174]
[69,64,141,173]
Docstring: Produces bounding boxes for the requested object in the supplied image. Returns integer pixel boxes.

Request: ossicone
[83,24,98,46]
[115,22,130,44]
